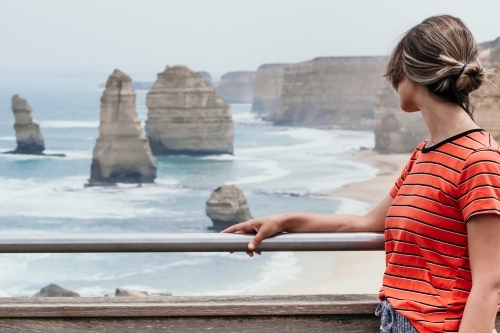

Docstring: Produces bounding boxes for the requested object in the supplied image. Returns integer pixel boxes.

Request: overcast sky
[1,0,500,80]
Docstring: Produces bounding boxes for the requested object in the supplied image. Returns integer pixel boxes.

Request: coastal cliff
[251,64,286,115]
[274,57,383,129]
[9,95,45,154]
[88,69,157,185]
[145,65,234,155]
[374,82,429,153]
[217,71,256,104]
[475,38,500,140]
[197,71,214,88]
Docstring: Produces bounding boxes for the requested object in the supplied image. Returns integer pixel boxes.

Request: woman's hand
[221,214,288,257]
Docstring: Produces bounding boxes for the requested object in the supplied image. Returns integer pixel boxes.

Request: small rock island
[88,69,157,186]
[7,95,45,154]
[145,65,234,155]
[206,185,253,230]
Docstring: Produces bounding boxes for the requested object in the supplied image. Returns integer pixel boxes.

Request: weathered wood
[0,315,381,333]
[0,295,497,332]
[0,295,379,318]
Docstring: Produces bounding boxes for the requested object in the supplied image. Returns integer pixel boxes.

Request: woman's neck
[419,96,480,147]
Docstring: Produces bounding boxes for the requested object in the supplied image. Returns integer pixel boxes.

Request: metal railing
[0,232,384,253]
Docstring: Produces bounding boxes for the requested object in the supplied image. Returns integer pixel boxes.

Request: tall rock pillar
[11,95,45,154]
[88,69,157,185]
[145,65,234,155]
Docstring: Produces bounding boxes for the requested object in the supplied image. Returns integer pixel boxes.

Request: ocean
[0,79,377,297]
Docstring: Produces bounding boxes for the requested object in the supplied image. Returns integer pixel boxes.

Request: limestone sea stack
[145,65,234,155]
[274,57,384,129]
[217,71,256,103]
[88,69,157,185]
[9,95,45,154]
[374,81,429,153]
[251,64,286,115]
[206,185,253,230]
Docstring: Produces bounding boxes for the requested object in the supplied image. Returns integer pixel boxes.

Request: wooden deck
[0,294,498,332]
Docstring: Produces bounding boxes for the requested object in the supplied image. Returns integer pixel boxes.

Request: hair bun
[455,60,486,94]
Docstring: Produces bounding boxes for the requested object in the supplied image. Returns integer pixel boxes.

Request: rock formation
[197,71,214,88]
[145,65,234,155]
[9,95,45,154]
[274,57,384,129]
[115,288,148,297]
[206,185,253,230]
[217,71,256,103]
[88,69,157,185]
[33,284,80,297]
[251,64,286,115]
[474,39,500,140]
[374,81,429,153]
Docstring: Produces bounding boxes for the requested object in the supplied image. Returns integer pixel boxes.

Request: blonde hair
[386,15,493,119]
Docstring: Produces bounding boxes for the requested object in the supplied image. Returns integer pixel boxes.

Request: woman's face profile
[397,76,421,113]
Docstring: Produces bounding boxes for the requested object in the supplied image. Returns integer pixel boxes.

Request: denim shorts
[375,300,418,333]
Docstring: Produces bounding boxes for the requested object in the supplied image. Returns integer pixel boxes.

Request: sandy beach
[253,149,412,295]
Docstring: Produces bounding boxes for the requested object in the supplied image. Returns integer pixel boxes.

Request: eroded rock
[251,64,286,115]
[206,185,253,230]
[115,288,148,297]
[33,284,80,297]
[9,95,45,154]
[88,69,157,185]
[275,57,384,129]
[217,71,256,103]
[145,65,234,155]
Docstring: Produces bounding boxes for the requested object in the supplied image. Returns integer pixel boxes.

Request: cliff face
[474,38,500,140]
[89,69,157,185]
[274,57,384,129]
[251,64,286,115]
[374,82,429,153]
[217,71,256,103]
[197,71,214,88]
[10,95,45,154]
[145,65,234,155]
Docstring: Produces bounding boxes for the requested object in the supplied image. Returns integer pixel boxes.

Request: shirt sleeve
[458,148,500,221]
[390,148,420,198]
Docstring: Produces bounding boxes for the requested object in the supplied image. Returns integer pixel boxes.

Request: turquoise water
[0,79,377,296]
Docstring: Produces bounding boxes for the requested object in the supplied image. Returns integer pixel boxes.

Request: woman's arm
[459,214,500,333]
[222,193,393,253]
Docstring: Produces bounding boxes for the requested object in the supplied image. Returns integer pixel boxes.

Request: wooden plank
[0,315,381,333]
[0,295,380,318]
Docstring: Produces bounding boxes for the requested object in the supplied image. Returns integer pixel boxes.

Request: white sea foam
[0,176,184,220]
[225,159,289,185]
[0,136,15,141]
[202,252,301,295]
[0,150,91,160]
[40,120,99,128]
[200,154,236,161]
[333,196,371,215]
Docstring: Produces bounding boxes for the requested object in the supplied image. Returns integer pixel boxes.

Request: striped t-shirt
[379,129,500,333]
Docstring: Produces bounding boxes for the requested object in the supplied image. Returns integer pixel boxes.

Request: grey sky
[1,0,500,80]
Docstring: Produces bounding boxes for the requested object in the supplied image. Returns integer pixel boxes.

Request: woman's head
[386,15,490,118]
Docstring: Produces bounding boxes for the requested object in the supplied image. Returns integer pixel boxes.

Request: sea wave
[203,252,301,295]
[40,120,99,128]
[0,176,184,220]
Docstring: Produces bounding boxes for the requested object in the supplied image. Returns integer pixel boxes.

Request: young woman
[223,15,500,333]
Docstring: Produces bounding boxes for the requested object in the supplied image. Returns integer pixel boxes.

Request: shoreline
[251,148,411,295]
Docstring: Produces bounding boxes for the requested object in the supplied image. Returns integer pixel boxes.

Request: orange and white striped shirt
[379,129,500,333]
